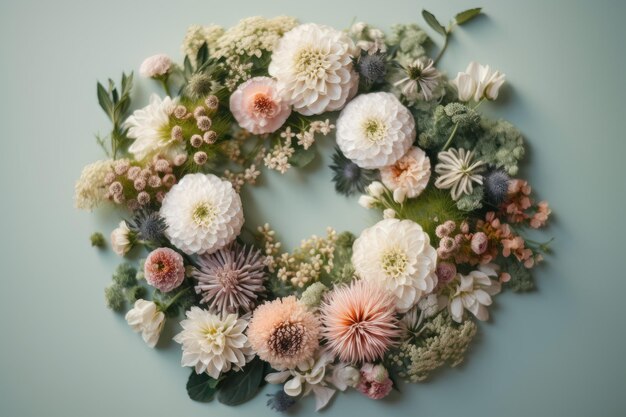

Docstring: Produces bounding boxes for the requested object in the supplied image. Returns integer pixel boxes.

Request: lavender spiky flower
[193,243,267,316]
[128,209,167,243]
[358,52,387,86]
[330,147,379,196]
[483,169,510,205]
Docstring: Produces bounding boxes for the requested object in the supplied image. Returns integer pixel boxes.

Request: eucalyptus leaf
[422,9,447,36]
[217,357,264,406]
[186,370,219,402]
[289,147,316,168]
[455,8,482,25]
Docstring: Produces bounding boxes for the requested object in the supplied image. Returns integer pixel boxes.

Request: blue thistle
[129,209,167,243]
[267,390,297,413]
[357,52,387,86]
[483,169,510,205]
[329,147,378,196]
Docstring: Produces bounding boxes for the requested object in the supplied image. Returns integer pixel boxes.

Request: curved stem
[159,79,172,96]
[162,286,192,311]
[441,121,460,151]
[433,33,450,65]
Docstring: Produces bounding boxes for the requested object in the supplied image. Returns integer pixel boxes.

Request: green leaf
[455,8,482,25]
[422,9,447,36]
[289,146,316,168]
[97,82,113,119]
[217,357,264,406]
[183,55,193,78]
[186,370,219,402]
[196,42,209,67]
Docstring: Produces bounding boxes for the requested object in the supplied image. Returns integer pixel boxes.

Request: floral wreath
[75,7,553,412]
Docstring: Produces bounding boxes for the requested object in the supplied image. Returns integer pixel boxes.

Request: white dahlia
[269,23,358,116]
[336,92,415,169]
[352,219,437,313]
[160,173,244,255]
[380,146,431,202]
[174,307,253,379]
[124,94,182,161]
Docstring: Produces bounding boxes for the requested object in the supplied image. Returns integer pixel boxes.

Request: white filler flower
[124,94,181,160]
[160,173,244,255]
[269,23,358,115]
[434,148,485,200]
[125,299,165,348]
[352,219,438,312]
[336,92,415,169]
[174,307,253,379]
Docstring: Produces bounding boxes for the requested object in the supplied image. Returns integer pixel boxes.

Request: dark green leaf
[289,146,316,168]
[196,42,209,67]
[111,88,119,105]
[217,357,264,406]
[422,9,447,36]
[183,55,193,78]
[455,8,482,25]
[96,82,113,119]
[186,370,219,402]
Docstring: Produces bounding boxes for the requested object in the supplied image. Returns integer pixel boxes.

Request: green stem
[159,79,172,96]
[441,121,460,151]
[433,33,450,65]
[162,286,192,311]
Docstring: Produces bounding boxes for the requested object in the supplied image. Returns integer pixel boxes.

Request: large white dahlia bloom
[269,23,358,116]
[352,219,437,312]
[336,92,415,169]
[124,94,182,161]
[160,173,244,255]
[174,307,253,379]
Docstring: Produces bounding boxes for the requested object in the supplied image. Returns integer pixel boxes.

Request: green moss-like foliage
[125,285,146,304]
[104,284,125,311]
[326,231,357,285]
[112,263,138,288]
[473,119,525,176]
[456,185,484,212]
[387,24,431,66]
[503,258,535,292]
[90,232,105,248]
[418,103,482,150]
[401,187,466,243]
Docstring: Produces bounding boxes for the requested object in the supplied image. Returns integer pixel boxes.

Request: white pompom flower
[160,173,244,255]
[269,23,359,116]
[352,219,438,313]
[174,307,253,379]
[336,92,415,169]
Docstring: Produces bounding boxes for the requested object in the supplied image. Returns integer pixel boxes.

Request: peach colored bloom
[144,247,185,292]
[380,146,431,202]
[229,76,291,134]
[247,296,320,370]
[321,280,401,364]
[357,363,393,400]
[530,201,551,228]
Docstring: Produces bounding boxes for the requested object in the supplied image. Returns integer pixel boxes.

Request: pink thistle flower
[321,280,401,364]
[229,77,291,134]
[144,247,185,292]
[248,296,320,370]
[357,363,393,400]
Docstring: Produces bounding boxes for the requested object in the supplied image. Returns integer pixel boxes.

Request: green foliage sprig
[96,72,134,159]
[422,8,482,64]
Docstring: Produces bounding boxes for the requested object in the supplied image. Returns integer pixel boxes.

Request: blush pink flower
[144,247,185,292]
[357,363,393,400]
[229,76,291,135]
[321,279,401,364]
[139,54,172,78]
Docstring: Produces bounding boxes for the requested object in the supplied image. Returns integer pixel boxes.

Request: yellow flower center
[363,118,388,143]
[192,202,217,227]
[381,248,408,278]
[295,48,327,80]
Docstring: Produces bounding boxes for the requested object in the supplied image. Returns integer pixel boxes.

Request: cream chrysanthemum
[380,146,431,202]
[269,23,358,116]
[124,94,182,161]
[159,173,244,255]
[336,92,415,169]
[352,219,437,313]
[173,307,253,379]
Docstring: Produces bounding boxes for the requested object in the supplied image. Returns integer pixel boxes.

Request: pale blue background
[1,0,624,416]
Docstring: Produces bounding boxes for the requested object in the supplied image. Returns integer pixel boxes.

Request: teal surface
[1,0,624,416]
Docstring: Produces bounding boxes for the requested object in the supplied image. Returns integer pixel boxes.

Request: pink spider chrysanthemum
[247,296,320,370]
[321,279,401,364]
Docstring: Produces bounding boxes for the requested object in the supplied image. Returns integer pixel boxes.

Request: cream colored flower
[124,94,182,161]
[110,220,134,256]
[447,264,501,323]
[336,92,415,169]
[74,160,113,210]
[269,23,358,115]
[174,307,253,379]
[434,148,485,200]
[452,61,506,102]
[381,146,431,202]
[125,299,165,348]
[139,54,172,78]
[352,219,438,312]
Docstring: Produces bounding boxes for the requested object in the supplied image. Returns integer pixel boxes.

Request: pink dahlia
[144,247,185,292]
[229,76,291,135]
[357,363,393,400]
[247,296,320,370]
[321,280,401,364]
